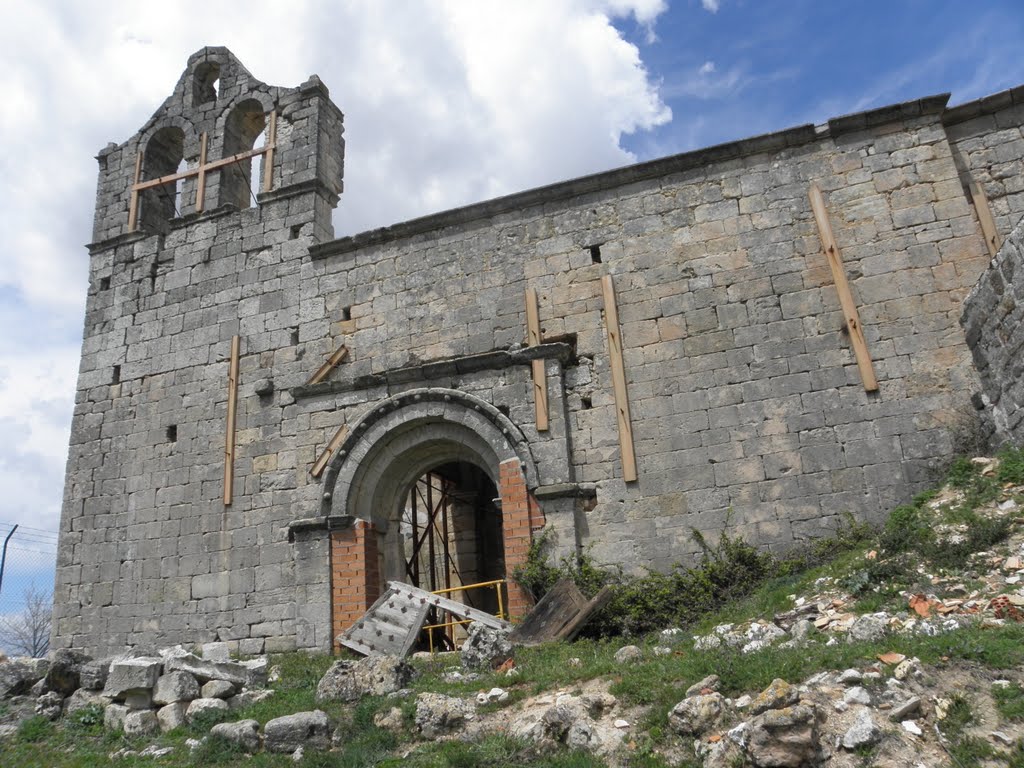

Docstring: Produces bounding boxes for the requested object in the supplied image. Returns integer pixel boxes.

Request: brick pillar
[499,458,545,620]
[330,520,380,650]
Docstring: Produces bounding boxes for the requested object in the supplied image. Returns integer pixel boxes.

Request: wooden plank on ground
[555,585,614,642]
[311,424,350,479]
[223,335,240,506]
[601,275,638,482]
[808,184,879,392]
[525,288,549,432]
[509,578,588,645]
[307,345,349,386]
[969,177,1002,257]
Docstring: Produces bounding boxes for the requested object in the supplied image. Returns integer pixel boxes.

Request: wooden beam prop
[306,345,349,386]
[600,275,638,482]
[525,288,549,432]
[196,132,208,213]
[808,184,879,392]
[968,177,1002,257]
[223,335,240,506]
[127,151,143,231]
[262,110,277,194]
[311,424,350,479]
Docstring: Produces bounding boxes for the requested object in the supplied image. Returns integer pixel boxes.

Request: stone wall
[54,49,1024,656]
[962,217,1024,445]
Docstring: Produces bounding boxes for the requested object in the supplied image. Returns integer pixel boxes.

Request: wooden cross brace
[128,110,278,231]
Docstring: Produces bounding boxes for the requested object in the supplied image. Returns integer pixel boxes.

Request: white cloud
[0,1,672,540]
[699,61,716,75]
[701,0,721,12]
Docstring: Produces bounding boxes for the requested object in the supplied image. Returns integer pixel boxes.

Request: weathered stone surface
[745,704,821,767]
[104,658,162,698]
[841,709,881,750]
[460,622,513,669]
[847,615,889,643]
[78,660,110,691]
[153,671,200,705]
[201,680,235,699]
[0,658,48,699]
[124,710,160,737]
[211,719,261,752]
[157,702,188,732]
[63,688,109,716]
[264,710,330,753]
[415,693,475,739]
[228,689,274,710]
[685,674,721,698]
[45,649,89,695]
[613,645,642,664]
[668,692,727,735]
[164,654,249,687]
[104,703,129,731]
[124,690,153,710]
[751,679,800,715]
[185,697,229,723]
[201,642,231,662]
[35,691,64,721]
[316,655,413,702]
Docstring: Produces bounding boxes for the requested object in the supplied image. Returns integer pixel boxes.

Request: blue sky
[0,0,1021,612]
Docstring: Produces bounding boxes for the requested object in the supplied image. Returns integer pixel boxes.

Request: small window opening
[139,126,185,234]
[341,306,352,321]
[589,244,602,264]
[580,395,592,410]
[173,157,187,218]
[100,276,111,291]
[290,328,300,346]
[192,62,220,106]
[112,365,121,385]
[289,225,302,240]
[149,260,158,291]
[496,404,511,417]
[166,425,178,443]
[249,127,268,205]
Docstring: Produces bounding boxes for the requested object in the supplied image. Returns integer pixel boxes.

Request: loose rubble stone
[153,671,200,705]
[104,703,129,731]
[79,660,110,691]
[902,720,923,736]
[746,704,821,767]
[889,696,922,721]
[185,697,229,723]
[460,622,513,670]
[0,658,49,699]
[843,686,872,706]
[613,645,642,664]
[685,674,721,697]
[264,710,330,753]
[202,680,235,699]
[35,691,64,720]
[847,614,889,643]
[415,692,475,738]
[45,650,88,695]
[668,692,727,735]
[751,679,800,715]
[841,709,881,750]
[124,710,159,736]
[211,719,261,752]
[63,688,108,716]
[476,687,509,705]
[316,655,413,702]
[104,658,162,698]
[201,642,230,662]
[157,702,188,732]
[228,689,274,710]
[164,654,249,687]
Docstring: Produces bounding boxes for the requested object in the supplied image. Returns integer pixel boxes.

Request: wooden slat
[601,275,638,482]
[132,144,275,191]
[306,345,350,386]
[391,581,511,629]
[525,288,549,432]
[509,578,588,645]
[196,132,208,213]
[808,184,879,392]
[968,177,1002,257]
[311,424,350,479]
[262,110,277,194]
[223,335,240,506]
[555,585,614,642]
[127,151,143,231]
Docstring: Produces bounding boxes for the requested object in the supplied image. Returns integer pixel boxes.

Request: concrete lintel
[533,482,597,500]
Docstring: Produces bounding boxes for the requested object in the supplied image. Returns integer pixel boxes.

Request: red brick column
[499,458,545,620]
[330,520,380,650]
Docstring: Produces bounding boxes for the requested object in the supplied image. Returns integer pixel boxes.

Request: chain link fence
[0,522,57,657]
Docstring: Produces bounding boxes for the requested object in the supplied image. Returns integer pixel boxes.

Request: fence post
[0,524,18,596]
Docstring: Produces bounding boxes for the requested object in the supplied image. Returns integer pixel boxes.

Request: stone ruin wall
[53,49,1024,656]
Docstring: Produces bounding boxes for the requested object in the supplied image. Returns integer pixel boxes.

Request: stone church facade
[53,48,1024,655]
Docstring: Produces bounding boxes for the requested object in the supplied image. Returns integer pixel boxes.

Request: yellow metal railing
[424,578,507,653]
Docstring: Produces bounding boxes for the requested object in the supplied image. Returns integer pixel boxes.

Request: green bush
[996,445,1024,484]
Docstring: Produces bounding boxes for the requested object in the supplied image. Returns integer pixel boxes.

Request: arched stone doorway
[320,388,543,646]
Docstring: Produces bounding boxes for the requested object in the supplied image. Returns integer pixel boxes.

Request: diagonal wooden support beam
[968,176,1002,257]
[306,345,350,386]
[601,275,638,482]
[311,424,350,479]
[808,184,878,393]
[525,288,549,432]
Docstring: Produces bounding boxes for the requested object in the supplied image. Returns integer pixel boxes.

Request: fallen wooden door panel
[509,578,588,645]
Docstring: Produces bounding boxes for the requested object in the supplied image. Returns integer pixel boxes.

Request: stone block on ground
[124,690,153,710]
[668,692,727,735]
[460,622,513,670]
[124,710,160,737]
[745,704,821,767]
[157,702,188,732]
[201,642,231,662]
[0,658,49,698]
[211,719,261,752]
[316,655,413,702]
[185,697,229,723]
[228,689,274,710]
[45,649,89,695]
[79,660,111,691]
[164,653,249,687]
[263,710,330,753]
[63,688,109,716]
[201,680,235,699]
[104,703,129,731]
[415,693,475,739]
[153,670,200,705]
[104,657,162,698]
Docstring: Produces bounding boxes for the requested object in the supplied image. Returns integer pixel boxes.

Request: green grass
[379,735,609,768]
[994,682,1024,723]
